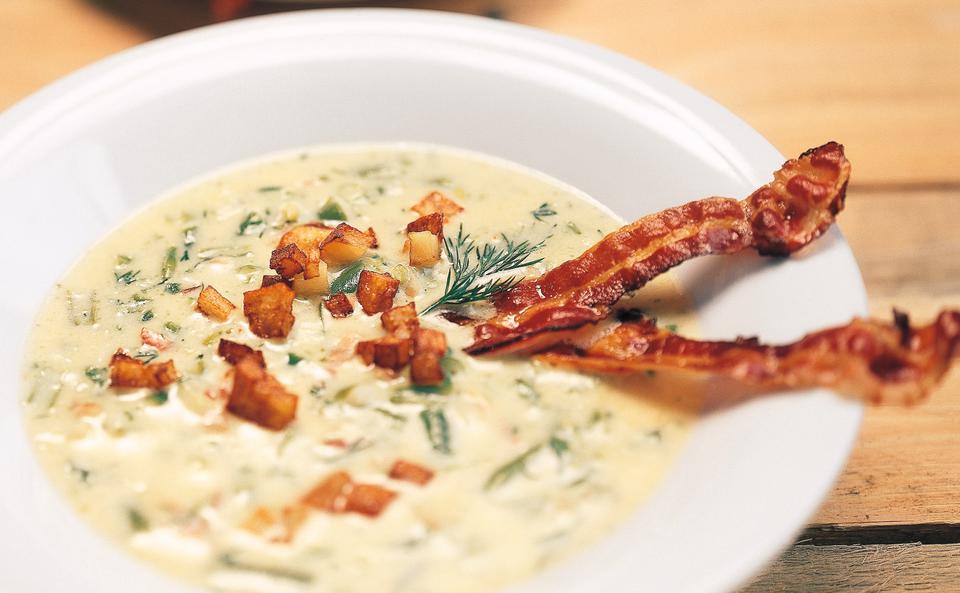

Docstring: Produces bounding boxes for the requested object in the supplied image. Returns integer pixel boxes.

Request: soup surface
[23,145,698,593]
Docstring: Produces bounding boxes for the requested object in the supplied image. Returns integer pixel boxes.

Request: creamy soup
[23,146,698,593]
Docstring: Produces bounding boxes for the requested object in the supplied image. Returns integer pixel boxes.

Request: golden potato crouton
[197,285,236,321]
[411,329,447,386]
[269,243,308,279]
[323,293,354,318]
[227,356,298,430]
[260,274,289,288]
[243,283,296,339]
[356,336,412,371]
[217,339,265,368]
[318,223,376,265]
[381,303,419,338]
[411,191,463,219]
[389,460,434,486]
[345,484,397,517]
[301,471,352,512]
[356,270,399,315]
[408,231,442,267]
[109,350,179,389]
[406,212,444,235]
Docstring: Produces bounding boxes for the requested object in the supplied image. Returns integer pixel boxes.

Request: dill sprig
[421,225,546,314]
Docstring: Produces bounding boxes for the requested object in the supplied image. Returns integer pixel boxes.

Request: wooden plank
[740,543,960,593]
[813,188,960,526]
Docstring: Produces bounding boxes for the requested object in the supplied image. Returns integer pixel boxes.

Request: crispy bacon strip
[537,310,960,405]
[467,142,851,355]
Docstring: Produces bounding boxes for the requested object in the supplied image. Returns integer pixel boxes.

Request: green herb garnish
[531,202,557,221]
[84,366,108,387]
[163,321,180,333]
[317,198,347,221]
[148,390,168,405]
[114,270,140,285]
[419,409,451,454]
[665,323,678,333]
[237,212,264,236]
[549,435,570,458]
[127,508,149,532]
[329,261,365,294]
[516,379,540,403]
[258,185,283,193]
[566,221,582,235]
[134,348,159,364]
[116,254,132,266]
[287,353,304,366]
[141,310,154,322]
[422,225,546,314]
[486,443,543,490]
[160,247,177,284]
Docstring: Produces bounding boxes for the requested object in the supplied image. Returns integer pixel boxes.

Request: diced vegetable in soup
[22,146,699,593]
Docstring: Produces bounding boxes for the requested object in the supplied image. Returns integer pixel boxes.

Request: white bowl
[0,9,866,593]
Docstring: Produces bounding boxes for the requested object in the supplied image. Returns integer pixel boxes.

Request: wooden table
[3,1,959,590]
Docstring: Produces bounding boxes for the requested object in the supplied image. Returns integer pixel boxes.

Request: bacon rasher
[537,310,960,405]
[466,142,850,355]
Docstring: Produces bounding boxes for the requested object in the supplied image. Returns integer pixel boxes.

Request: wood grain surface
[2,0,958,589]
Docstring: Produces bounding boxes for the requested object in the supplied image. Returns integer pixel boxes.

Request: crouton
[243,283,296,339]
[345,484,397,517]
[261,274,289,288]
[318,223,376,265]
[109,350,178,389]
[389,460,434,486]
[406,212,444,235]
[291,261,329,295]
[217,339,266,367]
[269,243,308,279]
[356,270,399,315]
[323,293,354,318]
[411,191,463,219]
[381,303,419,337]
[408,231,442,267]
[356,336,412,371]
[410,329,447,386]
[301,471,352,512]
[197,285,236,321]
[227,356,298,430]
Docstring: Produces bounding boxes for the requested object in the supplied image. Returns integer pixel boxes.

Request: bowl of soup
[0,9,865,593]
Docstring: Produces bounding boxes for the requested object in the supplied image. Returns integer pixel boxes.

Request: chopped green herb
[148,390,168,405]
[163,321,181,333]
[160,246,177,284]
[516,379,540,403]
[287,353,304,366]
[127,508,149,532]
[84,366,108,387]
[486,443,543,490]
[68,461,91,483]
[531,202,557,221]
[329,261,365,294]
[237,212,265,236]
[116,254,132,266]
[258,185,283,193]
[114,270,140,285]
[566,221,582,235]
[317,198,347,221]
[422,225,546,314]
[119,294,151,314]
[165,282,181,294]
[141,310,154,322]
[665,323,678,333]
[549,435,570,458]
[419,409,451,454]
[374,407,407,422]
[183,226,197,247]
[67,291,98,325]
[201,331,222,346]
[134,348,159,364]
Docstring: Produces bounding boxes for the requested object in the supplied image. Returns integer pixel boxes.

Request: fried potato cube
[302,471,352,512]
[381,303,419,337]
[227,356,298,430]
[278,223,334,255]
[356,270,399,315]
[109,350,179,389]
[356,336,412,370]
[318,223,376,265]
[324,293,354,318]
[389,460,435,486]
[269,243,308,279]
[406,212,444,235]
[197,285,236,321]
[408,231,442,267]
[345,484,397,517]
[261,274,289,288]
[411,191,464,219]
[274,504,310,543]
[292,261,329,296]
[243,283,296,339]
[217,339,266,367]
[411,329,448,386]
[365,227,379,248]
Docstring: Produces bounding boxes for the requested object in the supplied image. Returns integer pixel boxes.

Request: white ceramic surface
[0,9,866,593]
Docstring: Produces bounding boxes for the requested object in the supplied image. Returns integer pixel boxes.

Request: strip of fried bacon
[466,142,851,355]
[537,310,960,405]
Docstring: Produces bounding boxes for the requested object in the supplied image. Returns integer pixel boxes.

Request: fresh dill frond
[421,225,546,314]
